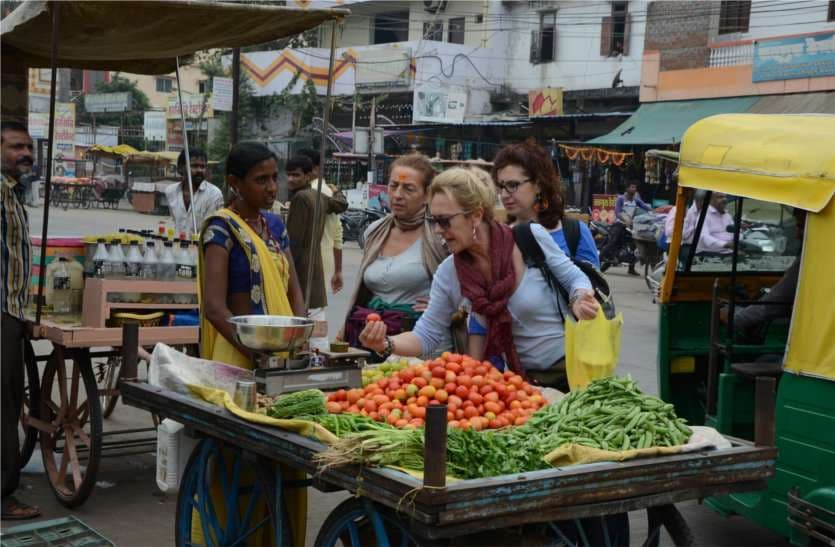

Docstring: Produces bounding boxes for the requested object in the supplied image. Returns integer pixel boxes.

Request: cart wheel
[546,513,630,547]
[315,497,417,547]
[176,439,278,547]
[95,356,121,419]
[35,349,102,508]
[18,340,41,469]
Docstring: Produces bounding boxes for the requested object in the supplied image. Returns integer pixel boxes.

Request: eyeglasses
[495,179,531,194]
[427,211,470,230]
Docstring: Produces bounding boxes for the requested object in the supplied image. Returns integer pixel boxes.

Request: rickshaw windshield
[676,194,802,275]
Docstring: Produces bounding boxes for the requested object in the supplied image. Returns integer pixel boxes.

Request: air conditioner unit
[424,0,447,14]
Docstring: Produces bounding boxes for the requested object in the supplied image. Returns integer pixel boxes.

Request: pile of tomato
[326,352,546,430]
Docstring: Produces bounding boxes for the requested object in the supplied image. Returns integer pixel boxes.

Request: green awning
[586,97,759,146]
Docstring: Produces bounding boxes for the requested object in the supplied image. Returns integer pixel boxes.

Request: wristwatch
[380,336,394,359]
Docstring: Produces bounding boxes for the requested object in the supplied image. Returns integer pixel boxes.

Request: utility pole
[368,95,377,185]
[230,48,241,146]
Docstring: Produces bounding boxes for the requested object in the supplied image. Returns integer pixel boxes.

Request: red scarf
[454,222,524,376]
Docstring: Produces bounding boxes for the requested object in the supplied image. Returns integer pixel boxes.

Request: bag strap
[512,223,569,322]
[562,217,581,259]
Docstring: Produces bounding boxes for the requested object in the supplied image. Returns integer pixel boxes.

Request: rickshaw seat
[730,361,783,381]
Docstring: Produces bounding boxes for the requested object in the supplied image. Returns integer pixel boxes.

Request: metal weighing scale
[229,315,368,396]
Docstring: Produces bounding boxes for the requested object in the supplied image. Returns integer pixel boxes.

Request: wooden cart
[121,379,777,547]
[20,279,199,508]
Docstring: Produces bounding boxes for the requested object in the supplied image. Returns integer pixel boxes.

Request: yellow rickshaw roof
[678,114,835,212]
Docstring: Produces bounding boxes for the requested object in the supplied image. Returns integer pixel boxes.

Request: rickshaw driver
[720,208,806,341]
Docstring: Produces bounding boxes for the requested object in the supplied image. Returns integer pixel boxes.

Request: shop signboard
[167,119,184,151]
[167,95,212,119]
[592,193,618,224]
[144,111,167,141]
[84,92,133,113]
[753,31,835,82]
[212,77,233,111]
[528,87,563,117]
[368,183,389,210]
[53,102,76,177]
[413,84,467,124]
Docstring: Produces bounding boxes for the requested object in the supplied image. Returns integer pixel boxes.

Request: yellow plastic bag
[565,309,623,390]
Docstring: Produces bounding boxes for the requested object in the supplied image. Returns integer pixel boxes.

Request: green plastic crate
[1,516,113,546]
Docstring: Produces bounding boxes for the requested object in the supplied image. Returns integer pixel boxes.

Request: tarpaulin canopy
[87,144,139,157]
[586,97,759,146]
[1,0,347,74]
[678,114,835,213]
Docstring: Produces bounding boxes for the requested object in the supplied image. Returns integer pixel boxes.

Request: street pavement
[2,203,786,546]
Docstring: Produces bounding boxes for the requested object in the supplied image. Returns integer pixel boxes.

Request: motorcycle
[593,221,638,273]
[341,207,388,249]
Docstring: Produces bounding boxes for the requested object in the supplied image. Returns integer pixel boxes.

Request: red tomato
[455,385,470,399]
[367,313,382,323]
[326,401,342,413]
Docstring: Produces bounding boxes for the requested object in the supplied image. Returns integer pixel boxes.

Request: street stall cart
[1,0,349,508]
[119,327,778,547]
[657,114,835,546]
[125,150,180,215]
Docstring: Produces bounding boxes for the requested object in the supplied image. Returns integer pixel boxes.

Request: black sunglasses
[427,211,470,230]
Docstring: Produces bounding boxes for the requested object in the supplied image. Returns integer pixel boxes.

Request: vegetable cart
[121,375,777,547]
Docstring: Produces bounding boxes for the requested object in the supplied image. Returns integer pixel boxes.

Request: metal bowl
[228,315,314,353]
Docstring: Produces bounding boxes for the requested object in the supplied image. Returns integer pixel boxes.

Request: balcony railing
[708,41,753,67]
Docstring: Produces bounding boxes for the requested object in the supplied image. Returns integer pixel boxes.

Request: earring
[472,223,478,242]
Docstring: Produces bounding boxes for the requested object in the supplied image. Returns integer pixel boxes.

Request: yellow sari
[196,208,307,547]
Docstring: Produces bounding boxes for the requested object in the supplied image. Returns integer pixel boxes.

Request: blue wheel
[314,497,417,547]
[176,439,281,547]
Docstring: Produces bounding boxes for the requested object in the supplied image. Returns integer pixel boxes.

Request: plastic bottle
[105,238,126,279]
[140,240,159,304]
[52,258,72,314]
[156,419,199,493]
[92,238,108,279]
[174,241,195,304]
[158,241,177,282]
[123,241,144,303]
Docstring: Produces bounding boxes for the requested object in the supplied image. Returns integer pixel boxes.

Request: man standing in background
[165,148,223,236]
[297,149,344,294]
[285,155,348,350]
[1,121,40,520]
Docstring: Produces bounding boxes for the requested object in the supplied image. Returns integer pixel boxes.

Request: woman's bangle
[380,336,394,359]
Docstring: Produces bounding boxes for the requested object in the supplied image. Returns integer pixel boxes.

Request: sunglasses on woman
[495,179,531,194]
[426,211,470,230]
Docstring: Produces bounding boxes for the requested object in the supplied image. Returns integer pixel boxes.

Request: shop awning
[586,97,759,146]
[747,91,835,114]
[1,1,347,74]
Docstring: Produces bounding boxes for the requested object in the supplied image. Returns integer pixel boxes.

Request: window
[198,79,211,94]
[475,14,484,24]
[828,0,835,21]
[156,78,173,93]
[69,69,84,92]
[373,11,409,44]
[600,2,630,57]
[718,1,752,35]
[448,17,465,44]
[423,20,443,41]
[530,11,556,64]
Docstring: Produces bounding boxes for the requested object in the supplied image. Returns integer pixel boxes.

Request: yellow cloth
[565,309,623,390]
[196,208,305,547]
[785,198,835,380]
[544,442,683,467]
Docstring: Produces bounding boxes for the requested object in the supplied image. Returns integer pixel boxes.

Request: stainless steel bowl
[228,315,314,353]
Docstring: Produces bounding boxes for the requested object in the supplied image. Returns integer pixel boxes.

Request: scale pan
[229,315,314,352]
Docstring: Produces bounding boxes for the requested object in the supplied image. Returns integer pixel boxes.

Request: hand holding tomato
[360,314,387,353]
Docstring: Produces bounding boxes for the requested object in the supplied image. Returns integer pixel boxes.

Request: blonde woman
[360,167,598,386]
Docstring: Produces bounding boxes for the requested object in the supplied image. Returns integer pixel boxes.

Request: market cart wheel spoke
[176,439,278,547]
[314,497,415,547]
[39,350,103,508]
[96,357,122,419]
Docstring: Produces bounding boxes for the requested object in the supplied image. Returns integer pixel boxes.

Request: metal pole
[304,20,339,310]
[230,48,241,146]
[368,95,377,184]
[35,2,61,324]
[175,56,198,236]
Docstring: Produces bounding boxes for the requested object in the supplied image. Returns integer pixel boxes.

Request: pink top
[696,206,734,254]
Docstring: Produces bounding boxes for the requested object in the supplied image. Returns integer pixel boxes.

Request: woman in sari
[200,142,305,367]
[196,142,307,546]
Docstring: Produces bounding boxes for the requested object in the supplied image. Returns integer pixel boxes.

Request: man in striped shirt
[1,121,39,519]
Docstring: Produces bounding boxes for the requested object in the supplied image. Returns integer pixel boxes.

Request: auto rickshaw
[657,114,835,545]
